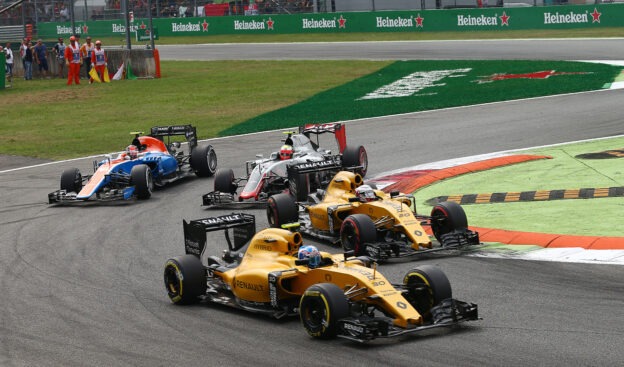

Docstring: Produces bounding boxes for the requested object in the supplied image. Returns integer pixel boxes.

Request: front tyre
[60,168,82,193]
[402,265,452,318]
[131,164,153,200]
[163,255,207,305]
[340,214,377,256]
[214,168,236,194]
[191,144,217,177]
[342,145,368,178]
[299,283,349,339]
[430,201,469,243]
[266,193,298,228]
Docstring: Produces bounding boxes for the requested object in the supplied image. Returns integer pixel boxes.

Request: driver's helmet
[297,245,321,269]
[126,145,138,159]
[279,144,294,160]
[355,185,376,202]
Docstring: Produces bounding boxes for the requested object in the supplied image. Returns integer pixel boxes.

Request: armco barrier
[36,4,624,39]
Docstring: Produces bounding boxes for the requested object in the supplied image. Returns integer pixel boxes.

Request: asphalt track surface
[2,40,624,366]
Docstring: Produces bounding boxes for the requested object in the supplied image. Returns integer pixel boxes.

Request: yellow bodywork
[307,171,432,249]
[218,226,424,328]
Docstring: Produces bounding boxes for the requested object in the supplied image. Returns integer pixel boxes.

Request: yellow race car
[266,170,480,261]
[163,213,478,342]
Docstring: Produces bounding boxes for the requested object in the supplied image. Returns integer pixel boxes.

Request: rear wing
[150,125,198,150]
[287,157,342,175]
[299,123,346,153]
[183,213,256,258]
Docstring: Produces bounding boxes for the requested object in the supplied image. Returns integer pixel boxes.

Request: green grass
[0,60,390,159]
[413,137,624,236]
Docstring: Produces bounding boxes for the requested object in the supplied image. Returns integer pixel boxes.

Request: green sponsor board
[221,60,623,135]
[37,4,624,38]
[136,27,159,41]
[0,52,5,90]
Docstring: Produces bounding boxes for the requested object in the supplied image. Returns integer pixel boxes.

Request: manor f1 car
[266,170,480,261]
[163,213,478,342]
[202,122,367,207]
[49,125,217,204]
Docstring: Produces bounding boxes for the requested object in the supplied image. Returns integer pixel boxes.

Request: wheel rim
[164,265,181,298]
[208,150,217,172]
[146,169,153,193]
[302,298,328,333]
[359,148,368,174]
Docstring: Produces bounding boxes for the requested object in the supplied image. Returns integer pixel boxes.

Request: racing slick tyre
[60,168,82,193]
[163,255,207,305]
[299,283,349,339]
[402,265,452,319]
[341,145,368,178]
[288,172,310,202]
[131,164,153,200]
[340,214,377,256]
[214,168,236,194]
[267,193,298,228]
[190,144,217,177]
[430,201,469,243]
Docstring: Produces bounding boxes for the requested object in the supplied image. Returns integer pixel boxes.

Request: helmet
[126,145,138,159]
[279,145,293,160]
[297,245,321,269]
[355,185,376,202]
[69,36,76,41]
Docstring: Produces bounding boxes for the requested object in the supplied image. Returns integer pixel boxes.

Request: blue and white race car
[48,125,217,204]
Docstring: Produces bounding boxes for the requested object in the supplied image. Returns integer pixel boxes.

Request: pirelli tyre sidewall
[430,201,469,242]
[131,164,153,200]
[163,255,206,305]
[60,167,82,193]
[191,144,217,177]
[341,145,368,178]
[299,283,349,339]
[340,214,377,256]
[402,265,452,319]
[266,193,298,228]
[214,168,236,194]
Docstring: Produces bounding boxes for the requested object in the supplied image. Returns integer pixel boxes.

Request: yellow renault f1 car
[163,213,478,342]
[266,170,480,261]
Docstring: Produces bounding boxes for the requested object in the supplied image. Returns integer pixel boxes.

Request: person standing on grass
[4,43,13,82]
[90,40,107,82]
[80,36,95,83]
[33,39,49,79]
[19,38,29,74]
[64,36,82,85]
[23,41,33,80]
[53,37,66,78]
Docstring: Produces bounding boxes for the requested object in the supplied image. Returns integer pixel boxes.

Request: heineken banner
[37,4,623,39]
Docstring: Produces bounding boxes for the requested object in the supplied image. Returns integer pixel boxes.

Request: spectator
[91,40,107,82]
[65,35,82,85]
[19,38,29,72]
[59,4,68,20]
[33,39,49,79]
[23,41,33,80]
[80,36,95,82]
[53,37,66,78]
[4,42,13,82]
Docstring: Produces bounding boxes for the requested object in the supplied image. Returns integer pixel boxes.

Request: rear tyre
[60,168,82,193]
[266,193,298,228]
[430,201,469,243]
[288,173,309,202]
[342,145,368,178]
[402,265,452,318]
[191,144,217,177]
[214,168,236,194]
[163,255,206,305]
[340,214,377,256]
[299,283,349,339]
[131,164,153,200]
